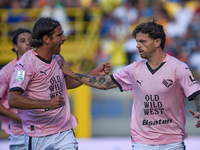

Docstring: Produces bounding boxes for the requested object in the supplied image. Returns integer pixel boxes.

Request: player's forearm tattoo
[98,77,106,85]
[89,77,97,84]
[74,73,116,89]
[74,74,89,80]
[194,94,200,112]
[89,77,105,85]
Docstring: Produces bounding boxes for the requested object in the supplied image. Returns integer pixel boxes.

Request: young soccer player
[0,28,32,150]
[8,17,110,150]
[60,19,200,150]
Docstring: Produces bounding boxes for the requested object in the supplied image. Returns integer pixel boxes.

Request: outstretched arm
[69,73,117,90]
[59,54,113,89]
[189,94,200,128]
[60,55,117,90]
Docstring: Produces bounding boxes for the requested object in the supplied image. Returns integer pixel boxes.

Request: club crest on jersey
[16,70,25,81]
[162,79,173,88]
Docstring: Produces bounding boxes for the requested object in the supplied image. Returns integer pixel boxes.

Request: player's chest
[133,65,176,93]
[32,60,63,84]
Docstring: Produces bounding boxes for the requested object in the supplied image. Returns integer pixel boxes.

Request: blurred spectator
[109,18,131,41]
[7,0,29,23]
[40,0,72,37]
[100,13,115,38]
[165,36,181,57]
[173,0,194,36]
[188,41,200,81]
[0,0,12,8]
[104,32,128,72]
[99,0,123,14]
[88,0,101,8]
[153,0,170,29]
[136,0,154,20]
[112,0,139,25]
[124,35,141,64]
[189,1,200,38]
[165,16,183,38]
[181,27,196,55]
[65,0,81,7]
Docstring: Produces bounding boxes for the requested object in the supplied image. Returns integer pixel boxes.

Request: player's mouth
[138,50,144,54]
[26,46,32,50]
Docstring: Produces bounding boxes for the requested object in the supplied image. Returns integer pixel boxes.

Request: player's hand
[59,54,73,76]
[94,62,111,76]
[189,109,200,128]
[47,96,64,110]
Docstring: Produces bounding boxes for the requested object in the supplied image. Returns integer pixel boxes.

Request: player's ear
[13,44,18,52]
[43,35,50,45]
[154,38,161,48]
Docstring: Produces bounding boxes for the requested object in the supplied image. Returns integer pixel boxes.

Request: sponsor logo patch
[16,70,25,81]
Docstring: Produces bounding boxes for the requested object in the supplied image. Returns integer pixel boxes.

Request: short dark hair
[12,28,31,52]
[30,17,61,48]
[132,18,166,50]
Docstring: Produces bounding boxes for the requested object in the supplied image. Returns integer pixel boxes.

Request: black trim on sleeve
[9,87,24,94]
[110,75,123,92]
[188,90,200,101]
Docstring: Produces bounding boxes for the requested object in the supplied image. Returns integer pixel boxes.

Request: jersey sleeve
[177,63,200,101]
[9,60,34,93]
[111,63,134,92]
[0,71,9,98]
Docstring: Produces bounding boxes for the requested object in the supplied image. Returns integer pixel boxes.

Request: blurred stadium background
[0,0,200,149]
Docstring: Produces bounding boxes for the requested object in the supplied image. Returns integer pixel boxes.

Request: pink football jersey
[0,58,24,135]
[9,50,77,137]
[112,54,200,145]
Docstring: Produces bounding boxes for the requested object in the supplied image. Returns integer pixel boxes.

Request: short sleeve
[177,63,200,101]
[112,63,134,92]
[0,71,9,98]
[9,60,34,93]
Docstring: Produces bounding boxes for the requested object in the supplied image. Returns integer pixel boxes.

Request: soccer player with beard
[8,17,110,150]
[60,19,200,150]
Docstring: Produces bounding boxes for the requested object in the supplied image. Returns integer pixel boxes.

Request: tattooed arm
[64,62,111,89]
[59,54,116,89]
[189,94,200,128]
[70,73,118,90]
[59,55,117,90]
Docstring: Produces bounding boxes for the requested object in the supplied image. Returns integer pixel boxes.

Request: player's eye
[20,39,25,43]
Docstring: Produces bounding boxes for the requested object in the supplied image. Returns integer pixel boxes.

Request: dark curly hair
[12,28,31,52]
[30,17,61,48]
[132,18,166,50]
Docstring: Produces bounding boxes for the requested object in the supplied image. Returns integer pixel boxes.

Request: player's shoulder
[15,50,36,71]
[17,50,36,64]
[0,58,17,81]
[0,58,17,73]
[131,59,146,67]
[166,54,187,68]
[123,59,146,73]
